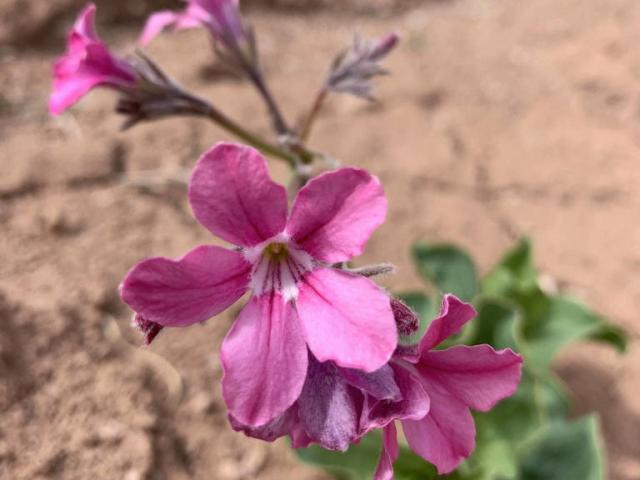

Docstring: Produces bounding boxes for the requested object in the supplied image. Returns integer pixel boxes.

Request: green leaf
[482,238,536,296]
[296,433,380,480]
[412,243,478,301]
[466,297,520,351]
[475,370,569,445]
[524,295,627,368]
[517,416,604,480]
[295,432,453,480]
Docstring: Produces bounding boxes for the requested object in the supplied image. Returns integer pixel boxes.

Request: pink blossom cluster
[50,2,523,478]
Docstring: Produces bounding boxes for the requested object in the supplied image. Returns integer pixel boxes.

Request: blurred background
[1,0,639,479]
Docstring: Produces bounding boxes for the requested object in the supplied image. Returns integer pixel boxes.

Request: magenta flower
[139,0,248,49]
[230,351,429,451]
[120,143,397,427]
[374,295,523,478]
[49,3,137,115]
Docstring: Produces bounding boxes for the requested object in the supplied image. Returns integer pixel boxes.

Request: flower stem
[298,86,328,143]
[182,92,297,167]
[246,67,292,138]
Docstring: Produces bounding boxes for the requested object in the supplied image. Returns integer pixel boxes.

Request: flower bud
[390,298,420,337]
[327,32,400,100]
[132,313,164,345]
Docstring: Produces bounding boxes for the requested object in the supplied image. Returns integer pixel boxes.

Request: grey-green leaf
[412,243,478,301]
[517,416,604,480]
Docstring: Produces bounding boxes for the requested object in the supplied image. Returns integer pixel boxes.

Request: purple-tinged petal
[365,363,429,431]
[420,345,523,412]
[402,384,475,475]
[418,294,477,356]
[221,293,308,426]
[340,364,401,401]
[287,168,387,263]
[374,423,399,480]
[228,407,296,443]
[297,356,361,451]
[120,245,250,327]
[290,421,313,449]
[296,268,397,372]
[192,0,247,43]
[189,143,288,247]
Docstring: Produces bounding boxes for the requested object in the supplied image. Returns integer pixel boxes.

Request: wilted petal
[228,407,296,443]
[420,345,523,412]
[120,245,250,327]
[418,294,477,356]
[373,423,399,480]
[340,364,401,401]
[189,143,288,247]
[296,268,396,372]
[402,384,475,475]
[365,363,429,431]
[287,168,387,263]
[221,293,308,426]
[297,356,361,451]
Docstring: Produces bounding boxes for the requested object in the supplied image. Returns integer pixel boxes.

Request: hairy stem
[182,92,297,166]
[246,67,292,138]
[298,86,328,143]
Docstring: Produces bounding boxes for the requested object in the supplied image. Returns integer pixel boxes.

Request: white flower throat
[246,238,314,302]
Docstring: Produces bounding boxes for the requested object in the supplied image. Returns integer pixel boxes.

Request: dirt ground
[1,0,639,479]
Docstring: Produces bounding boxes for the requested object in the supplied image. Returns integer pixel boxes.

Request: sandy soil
[1,0,639,479]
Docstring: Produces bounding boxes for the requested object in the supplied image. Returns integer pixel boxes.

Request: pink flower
[120,143,397,427]
[49,3,137,115]
[374,295,523,478]
[139,0,248,48]
[229,350,429,451]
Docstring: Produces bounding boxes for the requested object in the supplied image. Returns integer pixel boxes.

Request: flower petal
[228,407,296,443]
[49,75,101,115]
[138,7,204,46]
[139,11,182,46]
[364,363,430,432]
[418,294,477,356]
[420,345,523,412]
[296,268,397,372]
[297,356,361,451]
[73,3,98,42]
[374,423,399,480]
[340,364,401,401]
[221,293,308,426]
[402,384,475,475]
[287,168,387,263]
[189,143,288,247]
[120,245,250,327]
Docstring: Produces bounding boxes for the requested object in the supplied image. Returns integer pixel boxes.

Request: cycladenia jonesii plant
[50,2,624,479]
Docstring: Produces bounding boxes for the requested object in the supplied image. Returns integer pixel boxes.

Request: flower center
[265,242,288,261]
[249,240,314,301]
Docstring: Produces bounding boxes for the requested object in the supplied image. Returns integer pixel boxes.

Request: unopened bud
[390,298,419,337]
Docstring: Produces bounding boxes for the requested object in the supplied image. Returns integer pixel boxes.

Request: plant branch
[186,93,297,166]
[298,86,328,143]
